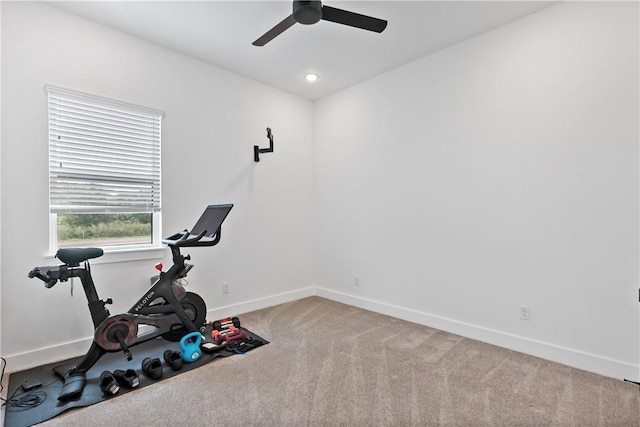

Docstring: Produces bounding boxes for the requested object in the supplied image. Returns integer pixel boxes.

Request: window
[47,86,162,252]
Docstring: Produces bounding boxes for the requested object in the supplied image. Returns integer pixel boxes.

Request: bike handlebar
[28,267,58,288]
[162,227,221,247]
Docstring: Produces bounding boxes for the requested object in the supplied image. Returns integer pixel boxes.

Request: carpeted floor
[8,296,640,426]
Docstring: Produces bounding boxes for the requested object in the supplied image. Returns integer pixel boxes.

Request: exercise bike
[28,204,233,401]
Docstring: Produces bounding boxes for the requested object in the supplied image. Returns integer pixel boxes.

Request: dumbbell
[211,316,241,331]
[211,326,246,344]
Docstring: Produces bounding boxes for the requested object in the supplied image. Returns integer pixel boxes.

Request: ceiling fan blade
[321,5,387,33]
[252,14,297,46]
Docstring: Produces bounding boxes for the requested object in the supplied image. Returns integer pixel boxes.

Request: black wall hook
[254,127,274,162]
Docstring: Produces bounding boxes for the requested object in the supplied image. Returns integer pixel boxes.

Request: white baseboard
[3,287,316,374]
[205,287,316,320]
[4,285,637,382]
[4,338,95,374]
[315,287,638,381]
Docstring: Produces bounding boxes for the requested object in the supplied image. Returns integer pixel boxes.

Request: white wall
[314,1,639,379]
[2,1,638,381]
[1,2,314,370]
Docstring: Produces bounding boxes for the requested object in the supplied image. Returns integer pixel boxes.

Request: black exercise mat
[3,328,268,427]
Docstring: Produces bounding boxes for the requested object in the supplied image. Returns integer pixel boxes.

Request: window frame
[46,85,164,254]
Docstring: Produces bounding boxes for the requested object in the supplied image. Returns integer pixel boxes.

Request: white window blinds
[47,86,162,214]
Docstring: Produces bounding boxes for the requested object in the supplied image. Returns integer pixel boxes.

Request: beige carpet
[22,296,640,425]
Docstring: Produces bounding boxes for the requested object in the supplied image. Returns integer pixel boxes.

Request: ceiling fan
[253,0,388,47]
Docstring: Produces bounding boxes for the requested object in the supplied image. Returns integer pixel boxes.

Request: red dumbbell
[211,326,246,344]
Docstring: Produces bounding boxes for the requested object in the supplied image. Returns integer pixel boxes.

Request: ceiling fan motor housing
[293,0,323,25]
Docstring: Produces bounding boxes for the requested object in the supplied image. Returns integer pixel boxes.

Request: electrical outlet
[222,283,229,294]
[520,305,530,321]
[354,276,360,286]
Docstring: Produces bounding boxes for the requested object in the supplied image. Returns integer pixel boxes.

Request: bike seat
[56,248,104,266]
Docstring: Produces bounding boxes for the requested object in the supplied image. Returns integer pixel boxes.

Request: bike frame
[127,245,198,338]
[58,244,199,375]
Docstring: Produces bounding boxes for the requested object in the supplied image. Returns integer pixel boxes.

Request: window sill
[46,245,167,265]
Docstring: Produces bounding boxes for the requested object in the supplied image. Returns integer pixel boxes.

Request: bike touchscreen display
[190,204,233,238]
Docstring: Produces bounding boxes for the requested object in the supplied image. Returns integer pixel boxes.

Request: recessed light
[305,73,319,82]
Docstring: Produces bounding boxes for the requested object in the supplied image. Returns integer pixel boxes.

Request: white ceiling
[48,1,558,100]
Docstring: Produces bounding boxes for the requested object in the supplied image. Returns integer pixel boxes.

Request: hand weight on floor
[180,332,202,363]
